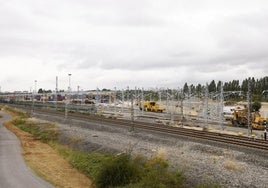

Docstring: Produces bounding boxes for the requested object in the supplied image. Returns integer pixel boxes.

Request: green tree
[216,81,222,92]
[183,83,189,94]
[38,88,43,93]
[252,101,261,112]
[196,84,202,97]
[208,80,216,93]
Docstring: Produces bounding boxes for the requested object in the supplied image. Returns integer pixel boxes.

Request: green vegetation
[4,106,29,118]
[95,153,141,187]
[252,101,262,112]
[197,180,222,188]
[53,146,186,188]
[12,118,59,143]
[7,107,221,188]
[113,76,268,102]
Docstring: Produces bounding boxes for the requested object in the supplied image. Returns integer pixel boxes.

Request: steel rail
[6,104,268,151]
[32,107,268,151]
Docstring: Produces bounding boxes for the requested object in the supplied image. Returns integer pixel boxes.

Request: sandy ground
[3,113,94,188]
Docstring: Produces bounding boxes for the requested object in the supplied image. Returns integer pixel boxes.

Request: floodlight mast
[68,73,72,92]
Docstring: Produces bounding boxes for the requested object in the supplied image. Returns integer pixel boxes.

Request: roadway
[0,111,54,188]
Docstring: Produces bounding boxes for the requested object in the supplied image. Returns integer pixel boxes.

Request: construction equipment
[252,113,267,130]
[139,101,165,113]
[231,109,267,130]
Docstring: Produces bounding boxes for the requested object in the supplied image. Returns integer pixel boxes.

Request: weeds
[4,106,29,118]
[197,179,222,188]
[5,107,221,188]
[223,160,244,172]
[11,117,59,143]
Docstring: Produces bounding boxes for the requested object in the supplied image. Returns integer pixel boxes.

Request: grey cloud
[1,0,268,91]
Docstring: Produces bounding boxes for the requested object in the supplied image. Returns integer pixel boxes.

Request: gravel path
[33,113,268,188]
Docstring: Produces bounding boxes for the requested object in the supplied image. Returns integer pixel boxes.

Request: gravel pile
[34,114,268,188]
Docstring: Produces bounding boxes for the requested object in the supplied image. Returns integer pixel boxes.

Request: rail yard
[1,89,268,187]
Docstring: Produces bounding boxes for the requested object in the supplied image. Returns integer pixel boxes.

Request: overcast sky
[1,0,268,92]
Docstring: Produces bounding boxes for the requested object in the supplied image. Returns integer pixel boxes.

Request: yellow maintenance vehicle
[139,101,165,113]
[231,109,267,130]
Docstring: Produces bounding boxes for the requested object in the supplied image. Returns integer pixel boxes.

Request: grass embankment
[4,107,220,188]
[3,107,93,188]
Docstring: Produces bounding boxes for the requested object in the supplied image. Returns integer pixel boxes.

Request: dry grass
[156,148,167,159]
[4,120,94,188]
[223,160,244,172]
[68,135,85,143]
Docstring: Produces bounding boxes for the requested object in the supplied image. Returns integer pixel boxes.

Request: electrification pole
[121,89,124,113]
[141,88,144,115]
[166,89,169,114]
[219,82,224,130]
[31,80,37,116]
[65,74,72,120]
[171,90,174,124]
[247,78,252,136]
[130,96,134,131]
[55,76,58,110]
[127,86,129,107]
[114,87,117,115]
[204,83,209,129]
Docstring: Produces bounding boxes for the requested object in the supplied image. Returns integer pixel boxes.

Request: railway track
[7,104,268,151]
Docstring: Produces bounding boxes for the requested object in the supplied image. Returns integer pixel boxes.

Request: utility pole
[247,78,252,136]
[219,82,224,130]
[166,89,169,114]
[68,73,72,92]
[141,88,144,115]
[66,74,72,120]
[77,85,80,112]
[127,86,129,107]
[170,90,174,124]
[121,89,124,113]
[179,89,184,125]
[55,76,58,110]
[159,90,162,104]
[204,83,209,129]
[114,87,117,115]
[187,87,191,119]
[130,96,134,131]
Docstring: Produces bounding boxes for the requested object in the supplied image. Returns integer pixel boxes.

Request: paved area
[0,111,54,188]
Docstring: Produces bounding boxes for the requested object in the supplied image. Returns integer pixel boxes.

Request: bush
[95,154,141,188]
[140,156,185,188]
[252,101,261,112]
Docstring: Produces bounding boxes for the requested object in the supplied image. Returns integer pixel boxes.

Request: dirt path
[3,112,94,188]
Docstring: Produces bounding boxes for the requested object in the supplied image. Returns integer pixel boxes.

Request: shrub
[140,156,185,188]
[252,101,261,112]
[95,154,141,188]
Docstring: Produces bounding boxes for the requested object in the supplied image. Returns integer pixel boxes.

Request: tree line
[182,76,268,101]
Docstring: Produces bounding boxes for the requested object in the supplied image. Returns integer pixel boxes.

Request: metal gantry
[2,81,260,134]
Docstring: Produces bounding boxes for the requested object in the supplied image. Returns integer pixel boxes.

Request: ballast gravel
[33,114,268,188]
